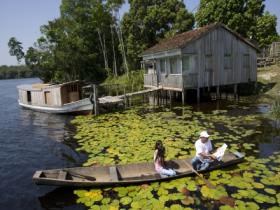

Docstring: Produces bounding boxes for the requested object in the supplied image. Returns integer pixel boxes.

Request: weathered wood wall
[182,27,257,88]
[143,26,257,91]
[18,89,28,104]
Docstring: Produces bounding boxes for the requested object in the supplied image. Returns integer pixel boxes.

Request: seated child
[154,140,176,177]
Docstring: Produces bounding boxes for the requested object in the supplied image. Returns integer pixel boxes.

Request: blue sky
[0,0,279,66]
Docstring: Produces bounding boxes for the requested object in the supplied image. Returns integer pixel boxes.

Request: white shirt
[195,139,213,158]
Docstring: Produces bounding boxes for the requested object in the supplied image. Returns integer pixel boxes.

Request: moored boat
[17,81,93,114]
[33,152,244,187]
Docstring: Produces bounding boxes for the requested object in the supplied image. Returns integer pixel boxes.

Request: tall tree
[254,12,278,47]
[195,0,278,47]
[26,0,124,83]
[8,37,25,64]
[121,0,195,70]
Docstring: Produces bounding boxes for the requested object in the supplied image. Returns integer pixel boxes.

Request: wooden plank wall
[182,27,257,89]
[18,89,28,104]
[31,91,44,105]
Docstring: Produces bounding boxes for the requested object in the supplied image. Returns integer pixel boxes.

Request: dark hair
[155,140,163,150]
[155,141,166,166]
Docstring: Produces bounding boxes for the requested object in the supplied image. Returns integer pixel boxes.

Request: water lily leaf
[120,196,132,205]
[219,196,235,207]
[170,204,184,210]
[253,182,264,189]
[181,196,194,205]
[264,188,277,195]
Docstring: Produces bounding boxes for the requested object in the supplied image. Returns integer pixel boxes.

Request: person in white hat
[191,131,216,170]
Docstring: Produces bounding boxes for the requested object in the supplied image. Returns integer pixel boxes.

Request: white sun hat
[200,131,210,138]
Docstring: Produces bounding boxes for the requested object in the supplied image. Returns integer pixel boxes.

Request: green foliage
[121,0,194,69]
[195,0,278,47]
[254,12,279,47]
[0,65,36,80]
[270,101,280,120]
[103,69,144,90]
[8,37,25,64]
[26,0,125,83]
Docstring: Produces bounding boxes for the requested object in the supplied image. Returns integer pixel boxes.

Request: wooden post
[197,87,200,103]
[169,90,172,106]
[124,87,127,108]
[182,89,185,105]
[234,84,238,99]
[254,81,258,93]
[216,86,220,100]
[93,84,98,115]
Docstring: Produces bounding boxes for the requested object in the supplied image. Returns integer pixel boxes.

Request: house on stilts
[141,23,259,102]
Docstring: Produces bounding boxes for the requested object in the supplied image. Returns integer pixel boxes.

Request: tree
[121,0,194,70]
[254,12,278,47]
[195,0,278,47]
[26,0,124,83]
[8,37,25,63]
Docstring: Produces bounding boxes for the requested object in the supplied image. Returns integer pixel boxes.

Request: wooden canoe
[33,152,244,187]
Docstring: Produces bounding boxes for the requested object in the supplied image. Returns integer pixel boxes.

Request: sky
[0,0,279,66]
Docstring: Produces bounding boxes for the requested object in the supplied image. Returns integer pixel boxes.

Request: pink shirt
[154,150,163,172]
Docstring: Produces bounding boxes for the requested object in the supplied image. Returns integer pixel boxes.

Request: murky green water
[71,100,280,210]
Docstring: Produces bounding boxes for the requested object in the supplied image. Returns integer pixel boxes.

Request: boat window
[68,84,78,92]
[27,91,31,103]
[44,91,51,105]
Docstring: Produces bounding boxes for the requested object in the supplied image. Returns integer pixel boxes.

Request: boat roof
[17,80,81,91]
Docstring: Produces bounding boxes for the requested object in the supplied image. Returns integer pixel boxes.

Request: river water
[0,78,279,210]
[0,78,87,210]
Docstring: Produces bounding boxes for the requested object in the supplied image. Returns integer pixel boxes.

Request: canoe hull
[33,152,244,187]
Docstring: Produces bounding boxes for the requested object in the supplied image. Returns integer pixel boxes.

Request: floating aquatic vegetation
[72,105,280,209]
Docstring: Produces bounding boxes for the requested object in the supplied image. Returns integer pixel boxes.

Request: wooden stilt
[182,89,185,105]
[169,90,172,106]
[124,88,127,108]
[93,84,98,115]
[254,81,258,93]
[216,86,220,100]
[197,87,200,103]
[234,84,238,99]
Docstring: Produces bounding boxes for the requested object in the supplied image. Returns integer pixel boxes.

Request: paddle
[63,169,96,181]
[184,161,216,189]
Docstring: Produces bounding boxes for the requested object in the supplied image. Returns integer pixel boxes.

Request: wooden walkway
[92,87,162,115]
[118,87,161,98]
[98,87,161,104]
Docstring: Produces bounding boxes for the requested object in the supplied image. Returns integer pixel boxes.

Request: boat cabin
[17,81,82,107]
[141,23,259,95]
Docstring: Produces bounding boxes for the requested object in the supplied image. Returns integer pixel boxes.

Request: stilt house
[141,23,259,100]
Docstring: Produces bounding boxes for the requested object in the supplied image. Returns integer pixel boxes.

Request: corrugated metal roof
[142,23,259,56]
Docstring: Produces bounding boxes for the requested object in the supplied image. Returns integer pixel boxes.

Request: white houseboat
[17,81,93,114]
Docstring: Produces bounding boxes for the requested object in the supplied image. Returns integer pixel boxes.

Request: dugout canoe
[33,152,244,187]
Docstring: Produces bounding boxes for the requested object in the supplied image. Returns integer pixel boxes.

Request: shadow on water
[38,187,86,210]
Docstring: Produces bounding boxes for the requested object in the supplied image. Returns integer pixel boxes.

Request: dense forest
[0,65,36,80]
[7,0,280,83]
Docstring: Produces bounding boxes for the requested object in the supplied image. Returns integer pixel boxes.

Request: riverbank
[257,64,280,99]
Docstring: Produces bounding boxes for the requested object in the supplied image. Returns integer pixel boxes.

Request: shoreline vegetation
[7,0,279,84]
[0,65,36,80]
